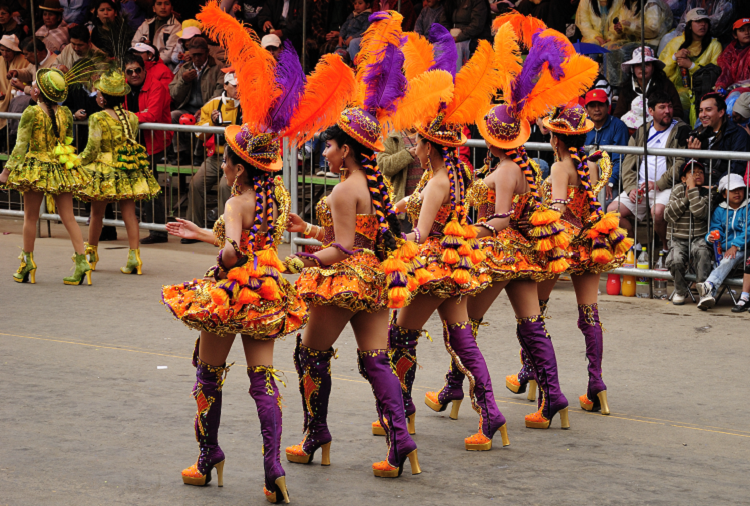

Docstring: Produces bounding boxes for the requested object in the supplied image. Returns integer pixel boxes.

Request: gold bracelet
[303,222,313,236]
[315,226,324,240]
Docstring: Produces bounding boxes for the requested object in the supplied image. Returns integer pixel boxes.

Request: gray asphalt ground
[2,217,749,506]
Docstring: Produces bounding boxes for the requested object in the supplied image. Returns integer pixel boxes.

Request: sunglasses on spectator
[126,68,143,76]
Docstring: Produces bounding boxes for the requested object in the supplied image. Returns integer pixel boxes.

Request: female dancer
[77,69,160,275]
[425,27,599,430]
[283,11,425,478]
[1,67,92,285]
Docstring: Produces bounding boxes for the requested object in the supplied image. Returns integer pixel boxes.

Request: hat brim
[0,42,20,52]
[543,116,595,135]
[621,58,665,72]
[36,68,67,102]
[39,6,63,11]
[93,78,130,96]
[415,124,467,147]
[477,117,530,150]
[338,119,385,152]
[225,125,283,172]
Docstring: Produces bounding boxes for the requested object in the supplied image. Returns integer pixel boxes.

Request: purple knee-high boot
[181,356,230,486]
[286,335,334,464]
[425,318,482,419]
[516,316,570,429]
[248,366,290,504]
[506,300,548,400]
[444,321,509,450]
[358,349,421,477]
[577,303,610,415]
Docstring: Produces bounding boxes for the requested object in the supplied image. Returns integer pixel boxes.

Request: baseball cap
[718,173,747,192]
[584,89,609,106]
[261,34,281,49]
[179,26,202,41]
[733,18,750,31]
[685,8,710,23]
[224,72,238,86]
[680,159,705,177]
[733,93,750,119]
[130,42,155,54]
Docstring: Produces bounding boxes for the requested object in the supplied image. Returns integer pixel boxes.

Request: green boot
[84,243,99,271]
[63,253,92,285]
[121,248,142,275]
[13,251,37,284]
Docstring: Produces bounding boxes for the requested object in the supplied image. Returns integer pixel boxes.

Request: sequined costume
[162,177,307,338]
[77,110,160,201]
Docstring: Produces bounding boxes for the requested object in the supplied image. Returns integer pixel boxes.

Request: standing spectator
[132,0,180,66]
[584,89,630,202]
[0,4,25,41]
[166,20,202,69]
[121,0,149,31]
[414,0,449,36]
[658,0,732,55]
[614,47,683,121]
[130,42,171,87]
[335,0,371,63]
[377,128,421,231]
[449,0,490,73]
[35,0,69,54]
[607,90,691,250]
[89,0,135,57]
[660,8,723,125]
[261,33,282,60]
[256,0,307,54]
[122,52,174,245]
[168,36,223,164]
[306,0,348,60]
[687,92,750,178]
[0,34,26,142]
[715,18,750,93]
[664,159,713,305]
[183,70,240,238]
[56,24,101,72]
[60,0,92,26]
[696,174,749,310]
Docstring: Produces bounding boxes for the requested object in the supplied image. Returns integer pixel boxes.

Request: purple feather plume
[368,10,391,23]
[363,43,407,116]
[510,30,567,115]
[427,23,457,79]
[266,40,306,132]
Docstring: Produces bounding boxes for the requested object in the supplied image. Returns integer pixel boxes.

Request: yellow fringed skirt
[5,154,90,195]
[77,157,160,201]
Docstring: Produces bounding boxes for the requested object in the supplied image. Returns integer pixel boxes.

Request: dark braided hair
[554,132,603,220]
[421,137,472,224]
[507,147,541,205]
[37,93,61,143]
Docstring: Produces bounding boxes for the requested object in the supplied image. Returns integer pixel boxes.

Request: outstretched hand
[166,218,201,239]
[287,213,306,233]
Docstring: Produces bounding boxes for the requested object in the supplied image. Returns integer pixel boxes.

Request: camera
[688,126,712,150]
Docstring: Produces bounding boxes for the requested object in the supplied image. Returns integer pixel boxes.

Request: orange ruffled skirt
[478,227,554,283]
[162,276,307,339]
[415,236,487,299]
[559,210,629,276]
[295,251,388,313]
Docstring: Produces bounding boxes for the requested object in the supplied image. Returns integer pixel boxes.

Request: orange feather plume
[280,53,357,144]
[354,10,404,80]
[402,32,435,81]
[389,70,454,132]
[443,40,502,126]
[492,12,547,49]
[520,54,599,122]
[492,22,523,104]
[538,28,575,58]
[198,0,278,130]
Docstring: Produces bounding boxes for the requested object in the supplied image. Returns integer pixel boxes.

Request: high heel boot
[372,316,420,436]
[285,335,333,465]
[248,365,290,504]
[506,299,547,401]
[63,252,92,285]
[425,318,483,420]
[181,358,230,487]
[121,248,142,275]
[358,349,421,478]
[577,303,610,415]
[516,316,570,429]
[444,321,509,451]
[84,243,99,271]
[13,251,36,283]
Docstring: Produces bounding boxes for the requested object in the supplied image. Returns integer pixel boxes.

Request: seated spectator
[576,0,629,48]
[659,8,723,125]
[584,89,630,202]
[377,128,421,231]
[89,0,135,57]
[376,0,415,31]
[335,0,371,63]
[132,0,180,66]
[122,52,174,245]
[121,0,149,30]
[621,95,653,135]
[307,0,349,60]
[56,25,102,73]
[607,90,691,251]
[730,92,750,135]
[130,42,172,88]
[731,260,750,312]
[0,34,25,142]
[184,70,241,238]
[168,36,224,163]
[614,47,683,120]
[450,0,490,72]
[696,173,749,310]
[261,34,282,60]
[658,0,733,56]
[35,0,69,54]
[0,4,25,41]
[414,0,449,36]
[256,0,307,55]
[61,0,89,26]
[664,159,713,305]
[687,92,750,178]
[715,18,750,93]
[616,0,672,49]
[166,20,202,70]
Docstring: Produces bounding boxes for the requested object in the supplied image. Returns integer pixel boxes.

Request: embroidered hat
[338,107,386,151]
[225,125,283,172]
[36,68,68,102]
[93,69,131,96]
[477,104,529,149]
[543,102,595,135]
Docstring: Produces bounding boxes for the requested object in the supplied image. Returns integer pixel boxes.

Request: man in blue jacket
[696,174,749,310]
[584,89,630,205]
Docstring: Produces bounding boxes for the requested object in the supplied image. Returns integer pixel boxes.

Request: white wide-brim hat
[622,46,665,72]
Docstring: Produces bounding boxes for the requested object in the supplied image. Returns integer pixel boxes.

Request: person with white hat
[129,42,172,88]
[0,34,26,138]
[657,0,734,56]
[696,173,749,310]
[260,33,282,60]
[166,20,202,69]
[132,0,181,65]
[614,45,683,120]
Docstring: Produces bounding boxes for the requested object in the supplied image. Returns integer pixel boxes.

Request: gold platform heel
[264,476,290,504]
[181,459,225,486]
[407,449,421,475]
[598,391,610,415]
[579,390,610,415]
[84,243,99,271]
[373,414,416,436]
[215,460,225,487]
[13,251,36,283]
[372,449,421,477]
[525,406,570,429]
[63,253,92,285]
[424,392,463,420]
[320,442,331,466]
[121,248,143,274]
[527,380,537,402]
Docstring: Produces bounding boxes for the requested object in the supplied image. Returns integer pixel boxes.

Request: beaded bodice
[405,169,453,236]
[316,196,379,250]
[79,111,140,166]
[468,177,536,226]
[6,105,73,169]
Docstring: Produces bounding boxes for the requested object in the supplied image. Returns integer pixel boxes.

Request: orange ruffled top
[295,197,389,313]
[468,178,554,283]
[161,178,308,338]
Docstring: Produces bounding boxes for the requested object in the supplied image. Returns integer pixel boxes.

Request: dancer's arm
[549,162,569,214]
[476,168,514,238]
[78,114,101,166]
[405,176,448,243]
[299,187,357,267]
[5,108,34,171]
[166,218,216,244]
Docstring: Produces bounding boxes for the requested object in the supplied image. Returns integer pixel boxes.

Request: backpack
[691,63,721,112]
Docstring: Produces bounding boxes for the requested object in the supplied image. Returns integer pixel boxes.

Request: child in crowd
[664,160,713,305]
[732,262,750,313]
[696,174,749,310]
[335,0,372,62]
